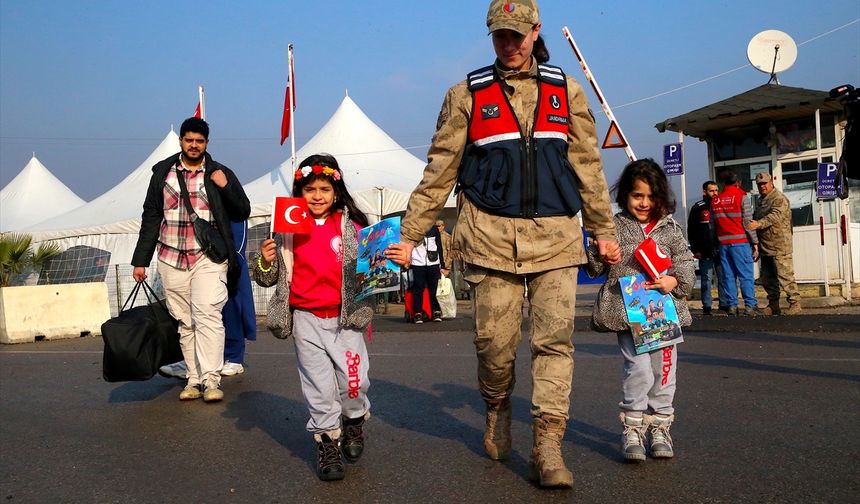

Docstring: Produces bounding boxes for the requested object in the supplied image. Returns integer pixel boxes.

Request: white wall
[0,283,110,344]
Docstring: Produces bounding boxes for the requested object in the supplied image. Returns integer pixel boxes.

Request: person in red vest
[711,170,763,316]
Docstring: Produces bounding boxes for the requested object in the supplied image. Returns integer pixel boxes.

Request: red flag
[194,102,202,119]
[634,237,673,281]
[272,197,312,234]
[280,48,296,145]
[280,85,291,145]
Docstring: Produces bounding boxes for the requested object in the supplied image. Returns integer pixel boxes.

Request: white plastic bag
[436,277,457,318]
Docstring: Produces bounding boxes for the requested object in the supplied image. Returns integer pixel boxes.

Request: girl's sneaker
[315,431,345,481]
[644,414,675,458]
[619,412,647,462]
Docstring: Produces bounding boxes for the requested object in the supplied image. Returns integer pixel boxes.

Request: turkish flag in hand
[635,237,673,281]
[272,197,312,234]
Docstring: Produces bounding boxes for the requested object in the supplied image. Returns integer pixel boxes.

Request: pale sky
[1,0,858,211]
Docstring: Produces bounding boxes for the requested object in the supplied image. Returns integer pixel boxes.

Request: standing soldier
[749,173,801,315]
[386,0,619,488]
[436,219,453,276]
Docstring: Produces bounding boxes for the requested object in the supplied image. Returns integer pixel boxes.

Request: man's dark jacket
[687,198,718,259]
[131,152,251,291]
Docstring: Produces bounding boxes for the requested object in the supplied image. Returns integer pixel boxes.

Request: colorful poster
[619,273,684,354]
[356,217,401,301]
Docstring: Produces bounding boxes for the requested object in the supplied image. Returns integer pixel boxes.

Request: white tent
[24,130,181,264]
[244,94,453,223]
[1,155,86,232]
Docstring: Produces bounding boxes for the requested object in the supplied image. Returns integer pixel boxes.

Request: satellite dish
[747,30,797,84]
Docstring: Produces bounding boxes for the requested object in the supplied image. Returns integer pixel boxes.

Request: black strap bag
[101,280,182,382]
[176,171,230,264]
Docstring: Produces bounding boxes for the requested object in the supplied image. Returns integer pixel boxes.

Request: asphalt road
[1,299,858,503]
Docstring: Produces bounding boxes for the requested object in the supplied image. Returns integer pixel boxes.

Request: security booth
[656,84,857,298]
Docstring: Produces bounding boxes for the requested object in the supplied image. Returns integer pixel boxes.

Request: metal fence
[15,220,468,318]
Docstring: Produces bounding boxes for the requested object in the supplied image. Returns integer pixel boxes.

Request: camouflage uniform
[400,58,616,420]
[439,229,453,270]
[754,188,800,307]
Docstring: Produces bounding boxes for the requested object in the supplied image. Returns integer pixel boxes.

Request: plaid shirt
[157,160,212,270]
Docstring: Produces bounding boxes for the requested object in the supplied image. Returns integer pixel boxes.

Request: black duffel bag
[101,280,183,382]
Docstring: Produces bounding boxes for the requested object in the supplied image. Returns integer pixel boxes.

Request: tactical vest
[457,64,583,217]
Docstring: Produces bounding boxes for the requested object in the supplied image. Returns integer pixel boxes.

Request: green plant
[0,233,61,287]
[31,242,62,272]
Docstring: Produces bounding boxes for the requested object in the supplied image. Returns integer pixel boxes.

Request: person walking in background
[221,220,257,373]
[586,159,695,462]
[254,154,374,482]
[711,170,762,316]
[159,219,257,379]
[385,0,620,488]
[131,117,251,402]
[749,172,801,315]
[687,180,722,315]
[410,225,444,323]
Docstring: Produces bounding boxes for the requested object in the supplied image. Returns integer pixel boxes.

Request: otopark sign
[663,143,683,176]
[816,162,838,200]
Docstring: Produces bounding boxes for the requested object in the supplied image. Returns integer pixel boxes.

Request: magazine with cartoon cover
[619,273,684,354]
[356,216,401,301]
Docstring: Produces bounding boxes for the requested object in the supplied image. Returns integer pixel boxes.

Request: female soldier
[386,0,619,488]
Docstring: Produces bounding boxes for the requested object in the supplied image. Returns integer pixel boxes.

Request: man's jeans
[719,243,757,309]
[698,256,725,310]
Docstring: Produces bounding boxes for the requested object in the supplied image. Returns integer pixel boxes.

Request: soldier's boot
[529,414,574,488]
[644,414,675,458]
[483,398,512,460]
[762,302,780,316]
[619,412,647,462]
[785,301,802,315]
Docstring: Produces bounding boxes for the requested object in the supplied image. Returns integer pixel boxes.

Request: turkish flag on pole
[280,45,296,145]
[194,85,205,120]
[634,237,673,281]
[271,197,312,234]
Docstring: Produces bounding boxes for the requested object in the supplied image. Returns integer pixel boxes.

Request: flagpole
[198,85,206,121]
[270,196,276,239]
[562,26,636,161]
[288,44,297,169]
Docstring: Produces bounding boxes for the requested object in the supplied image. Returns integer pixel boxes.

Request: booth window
[775,114,836,154]
[713,125,771,161]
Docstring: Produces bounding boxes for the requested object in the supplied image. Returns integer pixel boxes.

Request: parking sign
[817,163,838,200]
[663,143,683,175]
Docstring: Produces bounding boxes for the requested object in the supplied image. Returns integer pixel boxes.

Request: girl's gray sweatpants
[616,331,677,415]
[293,309,371,434]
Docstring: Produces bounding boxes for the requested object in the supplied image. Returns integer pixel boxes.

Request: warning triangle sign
[602,121,628,149]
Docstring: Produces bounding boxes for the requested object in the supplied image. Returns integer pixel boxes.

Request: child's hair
[612,158,676,220]
[292,153,369,227]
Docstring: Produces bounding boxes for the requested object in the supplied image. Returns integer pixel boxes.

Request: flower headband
[295,164,342,181]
